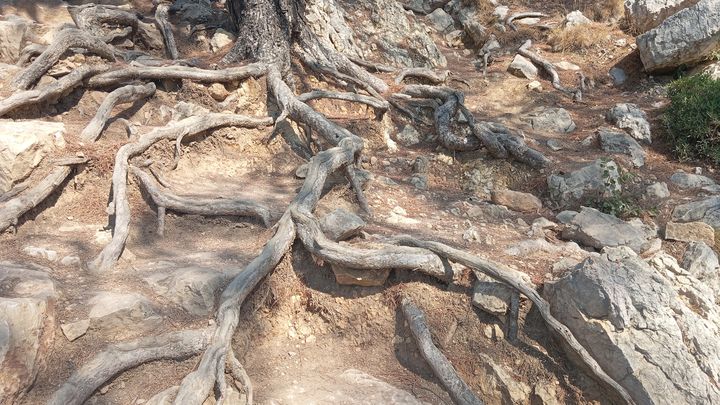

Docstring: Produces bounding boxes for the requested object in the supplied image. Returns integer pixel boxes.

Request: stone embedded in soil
[396,125,421,146]
[562,207,659,254]
[507,54,538,79]
[606,103,651,143]
[22,246,59,262]
[598,128,646,167]
[426,8,454,33]
[555,61,581,71]
[0,120,65,193]
[210,28,235,52]
[564,10,591,28]
[207,83,229,101]
[476,353,532,404]
[672,196,720,229]
[88,292,162,334]
[533,383,561,405]
[645,182,670,200]
[472,274,512,316]
[320,208,366,241]
[670,171,717,189]
[491,189,542,213]
[145,266,230,316]
[331,264,389,287]
[0,15,28,63]
[665,221,716,246]
[522,107,576,134]
[61,319,90,342]
[547,159,620,208]
[609,66,627,86]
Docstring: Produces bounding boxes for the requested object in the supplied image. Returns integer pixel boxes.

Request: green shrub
[663,74,720,164]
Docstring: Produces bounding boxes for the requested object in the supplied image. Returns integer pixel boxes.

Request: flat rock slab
[507,54,538,79]
[545,252,720,405]
[523,107,576,133]
[331,264,389,287]
[320,208,366,241]
[598,128,646,167]
[625,0,699,32]
[145,266,229,316]
[636,0,720,72]
[472,273,512,316]
[491,189,542,213]
[665,221,716,246]
[672,196,720,228]
[670,171,717,189]
[88,292,161,335]
[562,207,658,254]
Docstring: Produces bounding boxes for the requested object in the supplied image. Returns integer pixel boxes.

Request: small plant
[585,161,645,219]
[663,73,720,164]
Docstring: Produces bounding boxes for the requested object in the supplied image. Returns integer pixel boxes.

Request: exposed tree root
[12,28,116,90]
[155,3,179,59]
[68,3,139,43]
[90,113,273,273]
[48,329,211,405]
[87,63,267,88]
[471,121,550,168]
[130,165,272,232]
[506,12,547,32]
[518,40,582,101]
[80,82,157,141]
[401,296,484,405]
[346,56,396,73]
[16,43,47,66]
[0,64,107,117]
[385,236,636,405]
[298,89,389,112]
[395,68,448,85]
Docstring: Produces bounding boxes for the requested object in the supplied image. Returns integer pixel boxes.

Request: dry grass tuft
[547,22,613,52]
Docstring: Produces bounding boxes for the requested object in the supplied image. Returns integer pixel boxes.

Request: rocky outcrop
[523,107,576,134]
[636,0,720,72]
[0,262,57,403]
[672,196,720,228]
[0,120,66,193]
[683,241,720,299]
[145,266,229,316]
[665,221,716,245]
[545,251,720,405]
[0,15,28,63]
[598,128,646,167]
[87,292,162,335]
[548,160,620,208]
[625,0,701,32]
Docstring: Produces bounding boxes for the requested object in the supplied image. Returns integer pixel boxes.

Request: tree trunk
[223,0,304,66]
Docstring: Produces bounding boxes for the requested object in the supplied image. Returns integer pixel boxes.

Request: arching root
[80,82,157,142]
[518,40,582,101]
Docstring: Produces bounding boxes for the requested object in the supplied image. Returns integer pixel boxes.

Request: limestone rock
[472,274,512,316]
[564,10,591,28]
[207,83,229,101]
[88,292,161,334]
[320,209,366,241]
[672,196,720,228]
[396,125,421,146]
[598,128,646,167]
[0,15,28,63]
[562,207,659,254]
[507,54,538,79]
[606,103,652,143]
[682,241,720,298]
[476,353,532,405]
[665,221,716,245]
[427,8,454,33]
[0,120,65,193]
[60,319,89,342]
[145,267,229,316]
[491,189,542,213]
[555,61,580,71]
[545,253,720,405]
[523,107,575,133]
[547,159,620,208]
[636,0,720,72]
[170,0,229,26]
[645,182,670,200]
[210,28,235,53]
[670,171,717,189]
[331,264,389,287]
[0,262,56,403]
[609,66,627,86]
[625,0,700,33]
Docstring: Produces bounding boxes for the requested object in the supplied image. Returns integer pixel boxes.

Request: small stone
[665,221,716,246]
[61,319,90,342]
[22,246,58,262]
[295,163,309,178]
[396,125,421,146]
[472,275,512,316]
[427,8,454,33]
[609,67,627,86]
[508,54,539,79]
[492,324,505,340]
[546,139,563,151]
[491,189,542,213]
[598,128,646,167]
[436,154,453,165]
[527,80,543,91]
[670,171,717,189]
[60,256,80,266]
[331,264,389,287]
[645,182,670,200]
[607,103,651,143]
[409,174,428,190]
[412,156,429,174]
[564,10,591,28]
[320,209,366,241]
[493,6,509,20]
[210,28,235,52]
[555,61,581,71]
[207,83,229,101]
